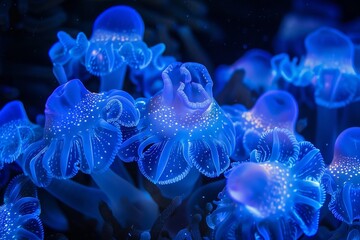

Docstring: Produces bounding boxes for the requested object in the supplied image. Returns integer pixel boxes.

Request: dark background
[1,0,358,116]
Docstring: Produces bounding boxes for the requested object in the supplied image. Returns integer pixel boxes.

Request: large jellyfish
[21,79,139,187]
[0,175,44,239]
[325,127,360,224]
[118,62,236,184]
[222,90,299,161]
[207,128,325,239]
[19,79,158,230]
[49,5,154,92]
[0,100,42,169]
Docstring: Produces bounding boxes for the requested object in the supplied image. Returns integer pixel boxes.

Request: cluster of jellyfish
[1,4,360,240]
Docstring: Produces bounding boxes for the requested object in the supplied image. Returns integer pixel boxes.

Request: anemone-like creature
[0,100,42,169]
[21,79,139,187]
[325,127,360,224]
[223,90,299,161]
[49,5,154,92]
[207,128,325,239]
[0,175,43,240]
[118,62,235,184]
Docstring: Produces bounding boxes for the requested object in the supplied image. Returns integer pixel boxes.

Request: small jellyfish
[215,49,275,94]
[21,79,139,187]
[118,62,235,184]
[306,28,360,108]
[49,5,153,92]
[325,127,360,224]
[0,175,44,240]
[207,128,325,239]
[0,100,42,169]
[222,90,299,161]
[272,27,360,108]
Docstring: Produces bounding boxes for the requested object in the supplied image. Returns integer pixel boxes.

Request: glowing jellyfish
[272,27,360,108]
[118,62,235,184]
[0,100,42,169]
[0,175,43,240]
[223,90,299,161]
[325,127,360,224]
[207,128,325,239]
[49,5,154,92]
[21,79,139,187]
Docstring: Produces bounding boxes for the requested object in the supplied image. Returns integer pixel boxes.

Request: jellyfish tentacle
[292,141,324,180]
[342,183,354,223]
[118,130,149,162]
[138,141,191,185]
[137,135,161,158]
[69,32,89,58]
[154,140,175,182]
[256,128,299,165]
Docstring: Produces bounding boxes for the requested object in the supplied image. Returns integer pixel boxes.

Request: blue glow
[326,127,360,224]
[0,175,43,240]
[21,79,139,186]
[215,49,275,93]
[118,62,235,184]
[93,5,144,40]
[130,43,176,97]
[223,90,299,161]
[207,128,325,238]
[272,27,360,108]
[0,101,42,169]
[48,6,154,92]
[4,3,360,238]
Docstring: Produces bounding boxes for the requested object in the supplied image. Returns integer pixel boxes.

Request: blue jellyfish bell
[118,62,236,184]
